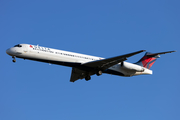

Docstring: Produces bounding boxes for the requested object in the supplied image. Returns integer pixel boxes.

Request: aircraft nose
[6,48,10,54]
[6,48,14,56]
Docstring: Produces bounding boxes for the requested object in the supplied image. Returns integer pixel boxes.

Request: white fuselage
[6,44,152,77]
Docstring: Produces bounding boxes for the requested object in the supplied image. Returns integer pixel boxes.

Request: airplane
[6,44,176,82]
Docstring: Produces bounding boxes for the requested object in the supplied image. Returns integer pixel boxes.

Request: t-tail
[135,51,176,69]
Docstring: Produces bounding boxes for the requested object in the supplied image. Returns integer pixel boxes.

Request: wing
[82,50,146,70]
[70,50,146,82]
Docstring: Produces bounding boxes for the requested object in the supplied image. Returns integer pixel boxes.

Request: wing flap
[70,67,95,82]
[70,68,86,82]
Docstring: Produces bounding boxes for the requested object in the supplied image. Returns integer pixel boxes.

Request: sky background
[1,0,180,120]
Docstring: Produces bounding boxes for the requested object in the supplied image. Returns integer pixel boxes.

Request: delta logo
[30,45,33,48]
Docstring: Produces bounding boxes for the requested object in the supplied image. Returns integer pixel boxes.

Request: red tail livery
[135,51,176,69]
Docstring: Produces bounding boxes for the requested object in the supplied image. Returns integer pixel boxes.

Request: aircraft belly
[104,68,125,76]
[107,65,136,77]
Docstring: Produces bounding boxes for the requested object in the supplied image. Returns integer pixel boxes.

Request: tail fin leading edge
[135,51,176,69]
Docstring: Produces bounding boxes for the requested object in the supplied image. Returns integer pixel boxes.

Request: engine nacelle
[121,62,144,72]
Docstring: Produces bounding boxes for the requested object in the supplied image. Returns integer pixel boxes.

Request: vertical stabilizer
[135,52,159,69]
[135,51,176,69]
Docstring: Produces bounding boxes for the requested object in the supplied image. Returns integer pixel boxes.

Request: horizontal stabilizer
[146,51,176,57]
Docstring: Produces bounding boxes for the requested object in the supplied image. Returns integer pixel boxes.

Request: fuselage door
[23,45,28,53]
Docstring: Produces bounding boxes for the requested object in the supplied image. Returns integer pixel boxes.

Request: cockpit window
[14,44,22,47]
